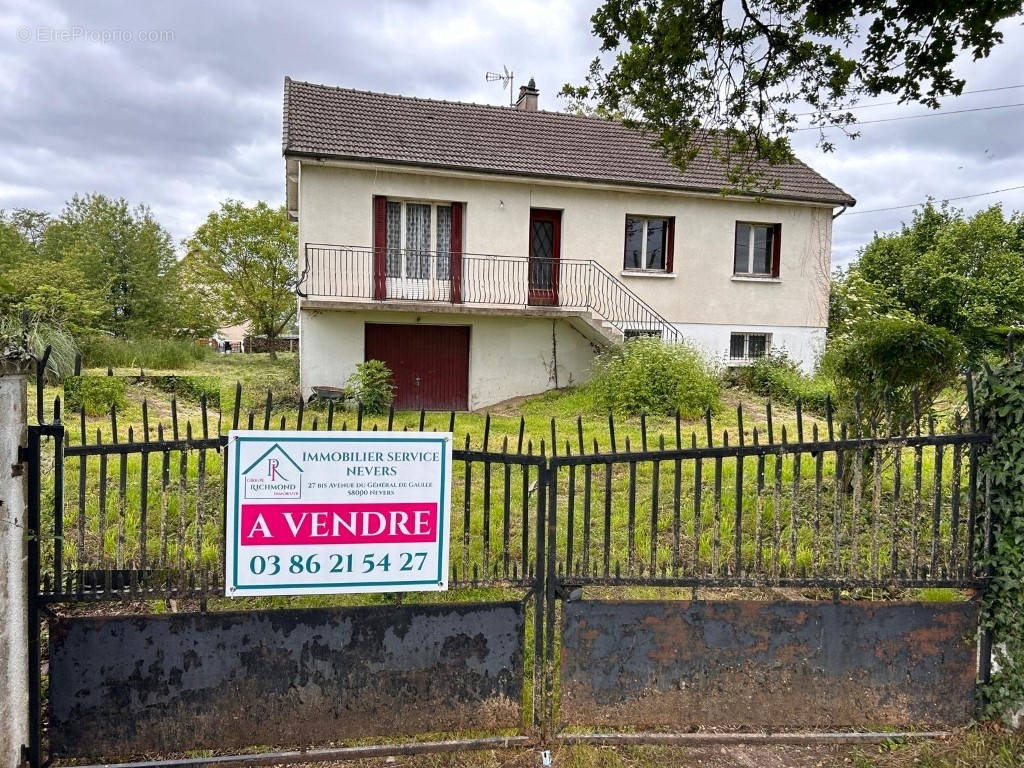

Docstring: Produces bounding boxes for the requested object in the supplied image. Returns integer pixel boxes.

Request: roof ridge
[285,77,632,127]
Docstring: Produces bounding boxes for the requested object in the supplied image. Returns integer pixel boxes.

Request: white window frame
[734,222,776,277]
[729,332,771,362]
[623,215,670,272]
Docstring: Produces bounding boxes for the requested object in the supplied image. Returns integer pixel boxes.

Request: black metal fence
[22,363,997,766]
[34,396,548,603]
[298,244,683,341]
[29,373,994,602]
[546,399,990,590]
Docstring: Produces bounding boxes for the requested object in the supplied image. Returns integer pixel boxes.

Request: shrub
[822,317,965,430]
[346,359,395,415]
[0,316,79,380]
[79,335,211,370]
[589,337,721,418]
[63,376,128,416]
[736,350,834,413]
[145,376,221,407]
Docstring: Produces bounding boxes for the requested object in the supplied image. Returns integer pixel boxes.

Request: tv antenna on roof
[486,66,515,106]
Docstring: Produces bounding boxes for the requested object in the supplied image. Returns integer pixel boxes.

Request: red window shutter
[771,223,782,278]
[666,217,676,273]
[372,195,387,300]
[450,202,464,303]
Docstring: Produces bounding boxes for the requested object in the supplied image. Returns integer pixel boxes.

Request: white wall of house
[298,162,832,322]
[295,160,836,400]
[675,323,826,374]
[300,308,599,410]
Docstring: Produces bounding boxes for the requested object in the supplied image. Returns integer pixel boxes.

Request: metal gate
[22,372,994,766]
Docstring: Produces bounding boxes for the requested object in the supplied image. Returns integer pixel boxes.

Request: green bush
[0,316,79,380]
[976,356,1024,721]
[736,350,834,413]
[63,376,128,416]
[145,376,221,407]
[589,337,721,418]
[347,359,395,415]
[79,335,211,370]
[822,316,965,430]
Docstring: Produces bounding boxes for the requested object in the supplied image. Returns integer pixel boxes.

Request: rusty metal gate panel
[560,600,978,731]
[50,601,525,759]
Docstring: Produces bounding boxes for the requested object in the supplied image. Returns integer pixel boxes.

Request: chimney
[515,78,539,111]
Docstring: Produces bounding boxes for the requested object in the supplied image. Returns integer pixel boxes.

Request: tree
[562,0,1022,180]
[838,203,1024,356]
[2,210,105,337]
[185,201,298,358]
[0,211,35,272]
[1,256,105,336]
[166,252,224,339]
[6,208,51,248]
[823,316,965,431]
[40,194,177,337]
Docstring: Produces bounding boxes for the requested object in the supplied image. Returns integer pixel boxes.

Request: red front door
[364,323,470,411]
[528,209,561,306]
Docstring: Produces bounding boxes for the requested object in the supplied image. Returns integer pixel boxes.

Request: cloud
[1,0,1022,268]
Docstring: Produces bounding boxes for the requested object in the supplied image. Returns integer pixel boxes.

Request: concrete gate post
[0,363,30,768]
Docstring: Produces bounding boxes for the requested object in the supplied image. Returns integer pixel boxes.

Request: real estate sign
[225,430,452,596]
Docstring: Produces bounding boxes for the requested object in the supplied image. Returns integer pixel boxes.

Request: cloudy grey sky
[1,0,1023,266]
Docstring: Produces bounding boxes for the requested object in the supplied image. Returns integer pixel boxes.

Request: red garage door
[364,323,470,411]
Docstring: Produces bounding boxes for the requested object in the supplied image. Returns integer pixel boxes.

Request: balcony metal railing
[297,244,682,342]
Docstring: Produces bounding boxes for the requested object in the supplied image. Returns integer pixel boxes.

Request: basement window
[624,328,662,340]
[730,332,770,361]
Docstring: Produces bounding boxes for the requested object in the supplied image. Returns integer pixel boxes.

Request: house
[284,77,855,411]
[215,322,250,353]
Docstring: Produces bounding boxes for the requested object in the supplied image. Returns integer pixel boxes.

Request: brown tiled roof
[283,77,855,207]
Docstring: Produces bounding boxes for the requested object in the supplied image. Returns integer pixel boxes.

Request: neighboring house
[284,77,855,411]
[216,322,250,352]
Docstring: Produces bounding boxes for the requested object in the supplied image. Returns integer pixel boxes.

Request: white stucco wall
[296,161,834,333]
[300,308,599,410]
[675,323,826,374]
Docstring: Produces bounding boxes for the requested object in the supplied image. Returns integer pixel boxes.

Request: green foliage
[561,1,1018,181]
[976,356,1024,722]
[735,351,834,413]
[1,255,106,335]
[40,194,178,337]
[0,210,35,271]
[823,317,965,429]
[144,376,221,407]
[589,337,721,418]
[165,256,222,338]
[0,315,79,379]
[63,376,128,416]
[837,203,1024,358]
[79,335,211,371]
[185,201,297,357]
[346,359,395,415]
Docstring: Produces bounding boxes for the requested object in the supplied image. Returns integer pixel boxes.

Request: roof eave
[282,148,856,208]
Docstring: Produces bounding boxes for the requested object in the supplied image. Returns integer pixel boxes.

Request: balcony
[297,244,681,344]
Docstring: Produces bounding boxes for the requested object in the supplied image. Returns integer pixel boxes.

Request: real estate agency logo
[243,443,302,499]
